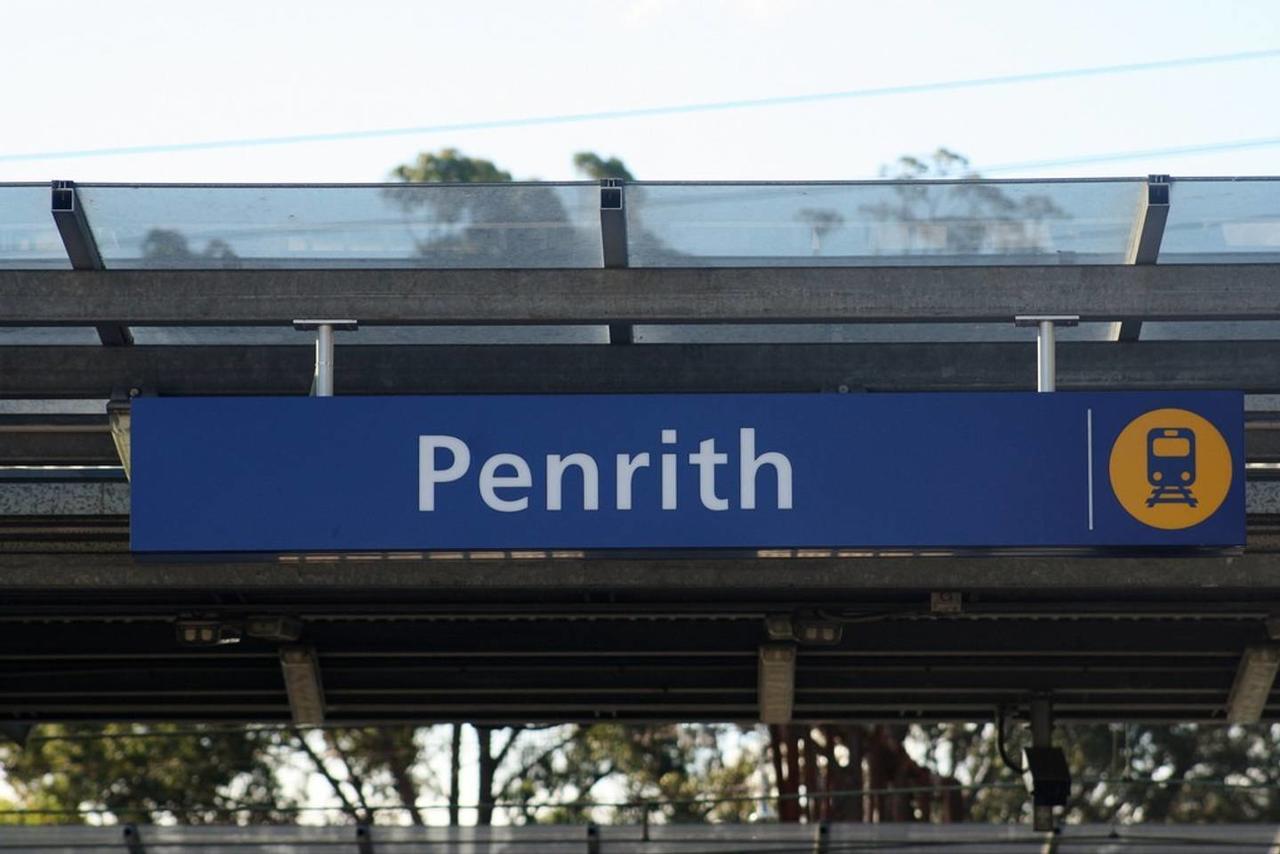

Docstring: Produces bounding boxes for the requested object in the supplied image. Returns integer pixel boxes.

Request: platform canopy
[1,176,1280,726]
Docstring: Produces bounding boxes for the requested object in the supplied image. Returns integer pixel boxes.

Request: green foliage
[910,722,1280,824]
[140,229,239,266]
[495,724,758,825]
[572,152,635,181]
[286,727,433,824]
[0,725,292,825]
[390,148,513,183]
[880,147,976,180]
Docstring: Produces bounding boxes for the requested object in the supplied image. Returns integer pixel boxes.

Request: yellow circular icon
[1109,408,1232,530]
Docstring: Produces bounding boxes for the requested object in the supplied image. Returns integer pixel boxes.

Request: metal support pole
[294,320,357,396]
[1016,316,1078,393]
[1037,320,1056,393]
[316,324,335,397]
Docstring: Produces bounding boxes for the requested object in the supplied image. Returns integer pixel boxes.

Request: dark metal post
[50,180,133,346]
[1029,696,1054,832]
[122,824,146,854]
[356,824,375,854]
[600,179,633,345]
[815,821,830,853]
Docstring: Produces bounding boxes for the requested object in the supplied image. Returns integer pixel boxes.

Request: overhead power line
[1,47,1278,163]
[978,135,1280,173]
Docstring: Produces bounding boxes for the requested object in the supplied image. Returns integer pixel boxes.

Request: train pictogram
[1146,427,1197,508]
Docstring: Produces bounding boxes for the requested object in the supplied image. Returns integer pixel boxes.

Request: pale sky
[1,0,1278,182]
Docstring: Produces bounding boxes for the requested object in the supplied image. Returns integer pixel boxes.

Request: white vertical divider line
[1087,408,1095,531]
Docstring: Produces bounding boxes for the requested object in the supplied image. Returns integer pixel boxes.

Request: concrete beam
[1,550,1278,594]
[2,264,1279,325]
[0,415,116,464]
[4,341,1280,399]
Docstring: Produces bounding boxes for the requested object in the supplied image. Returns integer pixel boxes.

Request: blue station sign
[130,392,1245,553]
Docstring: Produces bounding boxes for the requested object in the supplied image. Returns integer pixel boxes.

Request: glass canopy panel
[0,185,71,269]
[626,180,1144,266]
[634,323,1115,343]
[0,327,101,345]
[1159,179,1280,263]
[1140,321,1280,340]
[130,325,610,344]
[76,184,603,268]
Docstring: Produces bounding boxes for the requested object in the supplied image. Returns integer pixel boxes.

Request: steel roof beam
[3,551,1280,594]
[1116,175,1172,342]
[49,181,133,347]
[599,179,633,345]
[2,264,1279,325]
[3,341,1280,398]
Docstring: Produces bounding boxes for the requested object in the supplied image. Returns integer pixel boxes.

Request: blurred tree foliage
[0,725,292,825]
[391,148,513,183]
[571,151,635,181]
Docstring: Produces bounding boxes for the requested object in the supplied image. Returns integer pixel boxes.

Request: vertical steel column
[1016,316,1078,393]
[294,320,357,396]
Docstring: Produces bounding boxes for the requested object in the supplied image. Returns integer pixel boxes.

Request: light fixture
[175,619,240,647]
[758,643,796,724]
[107,400,131,480]
[280,645,326,726]
[1226,645,1280,724]
[245,616,303,643]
